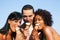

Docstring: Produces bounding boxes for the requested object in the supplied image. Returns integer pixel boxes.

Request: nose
[36,20,39,23]
[26,17,30,21]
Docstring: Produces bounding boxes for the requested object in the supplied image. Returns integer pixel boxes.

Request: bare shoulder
[43,26,52,35]
[48,27,59,35]
[49,27,60,40]
[0,33,3,39]
[43,26,57,34]
[45,27,60,40]
[0,33,3,37]
[43,26,51,31]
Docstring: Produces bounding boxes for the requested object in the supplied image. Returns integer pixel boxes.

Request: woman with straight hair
[0,11,25,40]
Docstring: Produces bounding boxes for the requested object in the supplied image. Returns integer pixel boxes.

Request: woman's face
[8,19,22,32]
[34,15,45,30]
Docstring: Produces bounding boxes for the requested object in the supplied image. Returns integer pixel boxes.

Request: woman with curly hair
[32,9,60,40]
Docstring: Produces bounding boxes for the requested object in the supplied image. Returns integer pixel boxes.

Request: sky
[0,0,60,34]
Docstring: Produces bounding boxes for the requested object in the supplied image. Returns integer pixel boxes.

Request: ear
[8,19,11,24]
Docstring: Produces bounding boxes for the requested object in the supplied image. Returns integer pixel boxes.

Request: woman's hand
[15,27,25,40]
[31,29,40,40]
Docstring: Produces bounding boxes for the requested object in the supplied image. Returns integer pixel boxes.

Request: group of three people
[0,4,60,40]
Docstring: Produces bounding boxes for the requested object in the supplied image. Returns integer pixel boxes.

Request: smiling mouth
[26,22,30,26]
[35,23,39,26]
[16,27,20,31]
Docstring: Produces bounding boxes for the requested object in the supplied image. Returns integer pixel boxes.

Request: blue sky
[0,0,60,34]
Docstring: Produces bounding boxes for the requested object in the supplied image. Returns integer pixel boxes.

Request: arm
[0,33,3,40]
[0,33,7,40]
[43,27,54,40]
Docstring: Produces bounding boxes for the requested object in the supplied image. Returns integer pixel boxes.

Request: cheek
[39,21,44,25]
[30,18,33,20]
[38,21,44,29]
[9,23,16,32]
[30,17,34,21]
[24,17,27,20]
[10,26,16,32]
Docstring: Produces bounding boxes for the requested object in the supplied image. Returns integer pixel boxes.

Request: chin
[12,30,16,32]
[38,28,42,30]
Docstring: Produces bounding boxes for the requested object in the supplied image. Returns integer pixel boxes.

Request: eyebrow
[23,15,32,17]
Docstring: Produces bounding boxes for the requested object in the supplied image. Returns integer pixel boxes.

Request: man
[21,4,35,40]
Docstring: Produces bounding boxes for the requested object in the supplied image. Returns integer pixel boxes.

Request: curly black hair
[34,9,53,26]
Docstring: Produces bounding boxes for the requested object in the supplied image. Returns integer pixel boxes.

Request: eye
[34,18,42,21]
[38,18,42,21]
[29,15,32,17]
[19,21,21,24]
[23,15,27,18]
[14,20,18,23]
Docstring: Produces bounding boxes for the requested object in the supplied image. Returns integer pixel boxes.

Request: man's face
[23,9,34,24]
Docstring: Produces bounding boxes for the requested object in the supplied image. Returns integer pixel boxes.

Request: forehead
[23,9,34,16]
[11,18,22,21]
[35,15,42,18]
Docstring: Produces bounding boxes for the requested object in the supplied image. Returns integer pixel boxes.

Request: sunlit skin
[0,11,25,40]
[33,15,60,40]
[33,15,54,40]
[8,19,22,32]
[23,9,34,24]
[8,19,25,40]
[0,19,22,40]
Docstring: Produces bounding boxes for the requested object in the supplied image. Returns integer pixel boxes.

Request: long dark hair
[0,11,22,38]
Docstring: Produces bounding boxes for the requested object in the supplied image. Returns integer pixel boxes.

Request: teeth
[26,22,30,26]
[35,24,39,26]
[16,27,20,30]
